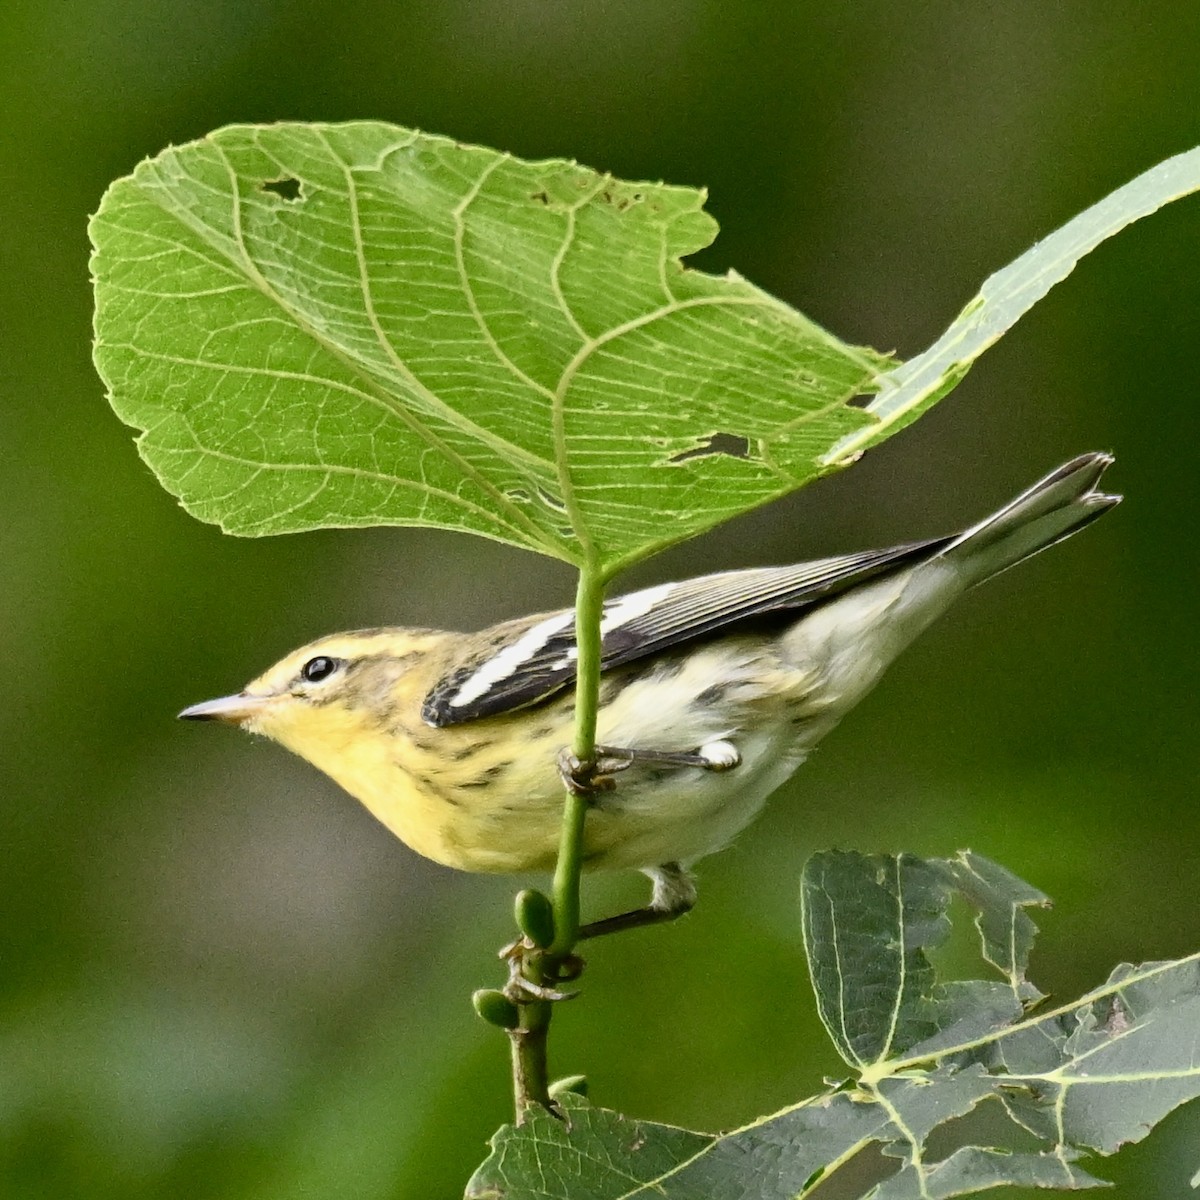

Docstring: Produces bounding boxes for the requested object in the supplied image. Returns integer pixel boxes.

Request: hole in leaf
[534,485,568,515]
[847,391,876,409]
[669,432,751,464]
[531,190,550,205]
[1102,995,1132,1035]
[262,177,302,202]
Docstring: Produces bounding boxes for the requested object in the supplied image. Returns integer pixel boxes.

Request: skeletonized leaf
[465,1101,710,1200]
[801,851,1051,1071]
[800,851,951,1067]
[998,956,1200,1156]
[466,1068,1097,1199]
[870,1147,1106,1198]
[467,1075,996,1200]
[471,855,1200,1199]
[940,850,1049,1006]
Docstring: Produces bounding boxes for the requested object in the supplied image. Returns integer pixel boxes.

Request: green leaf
[465,1099,713,1199]
[940,851,1049,1006]
[467,1077,993,1200]
[471,856,1200,1198]
[799,850,1049,1069]
[870,1148,1107,1198]
[997,956,1200,1156]
[95,129,1200,570]
[90,122,884,571]
[800,851,952,1068]
[823,145,1200,465]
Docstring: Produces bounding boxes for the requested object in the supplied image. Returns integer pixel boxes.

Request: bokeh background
[3,2,1199,1196]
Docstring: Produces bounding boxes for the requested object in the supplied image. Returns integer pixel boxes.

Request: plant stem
[507,563,606,1122]
[509,987,551,1117]
[550,566,604,955]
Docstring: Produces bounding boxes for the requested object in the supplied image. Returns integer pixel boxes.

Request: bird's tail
[939,453,1121,588]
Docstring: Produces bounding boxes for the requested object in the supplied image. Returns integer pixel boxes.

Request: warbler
[181,453,1118,935]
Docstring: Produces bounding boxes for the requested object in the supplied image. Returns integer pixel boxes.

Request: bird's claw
[499,935,584,1004]
[505,974,578,1003]
[498,935,534,963]
[556,748,623,795]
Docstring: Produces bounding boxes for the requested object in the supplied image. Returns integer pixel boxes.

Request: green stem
[506,563,606,1122]
[550,565,605,956]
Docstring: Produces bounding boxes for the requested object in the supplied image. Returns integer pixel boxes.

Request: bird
[180,453,1118,938]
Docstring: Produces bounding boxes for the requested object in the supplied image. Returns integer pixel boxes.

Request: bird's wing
[421,536,948,726]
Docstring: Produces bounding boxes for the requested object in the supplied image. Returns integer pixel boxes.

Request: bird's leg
[500,865,695,997]
[597,740,742,771]
[552,742,728,940]
[578,862,697,940]
[557,740,741,794]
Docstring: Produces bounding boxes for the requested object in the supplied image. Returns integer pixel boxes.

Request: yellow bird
[181,454,1118,935]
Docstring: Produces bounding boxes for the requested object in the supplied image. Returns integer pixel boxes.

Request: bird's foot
[556,748,622,796]
[557,741,741,796]
[499,936,584,1004]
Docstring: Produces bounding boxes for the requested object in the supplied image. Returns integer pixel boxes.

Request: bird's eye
[301,656,339,683]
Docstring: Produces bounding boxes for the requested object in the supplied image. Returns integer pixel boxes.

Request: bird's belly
[435,718,810,875]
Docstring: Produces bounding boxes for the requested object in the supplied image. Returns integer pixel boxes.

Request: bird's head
[178,629,440,761]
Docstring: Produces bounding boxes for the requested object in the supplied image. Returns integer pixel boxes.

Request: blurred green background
[3,2,1199,1196]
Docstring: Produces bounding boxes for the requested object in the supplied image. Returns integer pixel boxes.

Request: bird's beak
[178,693,270,725]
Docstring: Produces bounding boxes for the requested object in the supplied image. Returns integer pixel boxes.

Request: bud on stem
[514,887,556,948]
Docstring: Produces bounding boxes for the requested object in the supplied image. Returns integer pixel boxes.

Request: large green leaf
[467,854,1200,1199]
[91,128,1200,573]
[90,122,882,571]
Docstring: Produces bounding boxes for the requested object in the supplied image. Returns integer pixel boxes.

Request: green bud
[549,1074,589,1099]
[472,988,519,1030]
[514,888,556,948]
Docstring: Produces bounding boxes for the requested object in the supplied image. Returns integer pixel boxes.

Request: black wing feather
[422,536,948,726]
